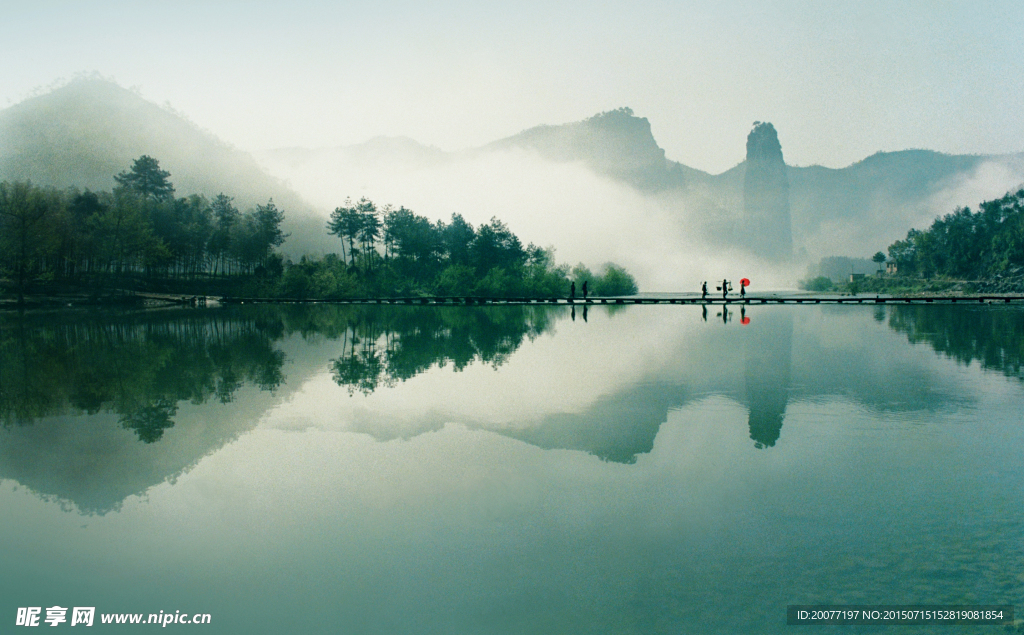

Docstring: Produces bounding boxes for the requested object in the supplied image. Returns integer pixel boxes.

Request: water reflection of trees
[0,304,563,440]
[0,309,286,441]
[328,305,560,395]
[0,305,567,513]
[887,305,1024,380]
[13,303,1014,458]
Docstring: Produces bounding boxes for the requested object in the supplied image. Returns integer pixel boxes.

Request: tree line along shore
[0,156,638,306]
[802,186,1024,295]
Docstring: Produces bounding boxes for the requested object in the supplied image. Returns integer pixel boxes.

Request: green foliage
[113,155,174,201]
[471,217,526,273]
[298,197,638,299]
[442,213,475,266]
[327,197,380,273]
[436,264,477,296]
[474,267,521,297]
[0,180,54,300]
[566,262,637,297]
[523,247,570,297]
[120,399,178,443]
[0,163,638,301]
[800,276,833,292]
[571,263,594,286]
[208,194,240,275]
[279,254,357,299]
[886,188,1024,280]
[0,157,291,297]
[593,263,639,296]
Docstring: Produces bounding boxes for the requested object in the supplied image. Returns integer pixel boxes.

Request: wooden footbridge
[218,294,1024,306]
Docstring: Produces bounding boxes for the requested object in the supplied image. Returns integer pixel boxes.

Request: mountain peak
[742,121,792,260]
[0,77,337,257]
[36,76,141,100]
[0,77,228,193]
[746,121,784,163]
[487,107,672,190]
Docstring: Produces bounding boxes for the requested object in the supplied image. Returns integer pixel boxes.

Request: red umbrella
[740,278,751,286]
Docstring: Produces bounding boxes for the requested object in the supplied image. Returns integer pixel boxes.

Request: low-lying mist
[794,157,1024,265]
[923,158,1024,226]
[259,146,802,291]
[11,79,1020,292]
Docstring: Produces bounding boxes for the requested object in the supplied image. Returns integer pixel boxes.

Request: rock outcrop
[487,107,684,191]
[742,122,792,260]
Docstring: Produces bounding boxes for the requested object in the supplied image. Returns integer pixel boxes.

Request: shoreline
[4,291,1023,311]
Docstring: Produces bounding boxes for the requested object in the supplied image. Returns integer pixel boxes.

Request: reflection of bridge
[220,295,1024,306]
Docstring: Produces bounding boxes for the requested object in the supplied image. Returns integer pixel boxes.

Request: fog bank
[259,146,802,291]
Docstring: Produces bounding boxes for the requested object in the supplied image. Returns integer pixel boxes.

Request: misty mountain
[483,107,703,192]
[488,111,1024,259]
[743,122,792,260]
[5,79,1022,270]
[489,109,1024,221]
[0,78,336,257]
[786,150,1024,253]
[258,107,698,192]
[267,136,452,176]
[261,106,1024,264]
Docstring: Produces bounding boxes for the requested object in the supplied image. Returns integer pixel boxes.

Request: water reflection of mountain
[505,305,993,462]
[506,310,796,460]
[3,303,1017,512]
[744,310,792,448]
[502,383,692,464]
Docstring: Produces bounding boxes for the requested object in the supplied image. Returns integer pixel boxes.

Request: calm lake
[1,302,1022,633]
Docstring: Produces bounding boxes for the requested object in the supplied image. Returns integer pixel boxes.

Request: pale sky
[2,0,1022,174]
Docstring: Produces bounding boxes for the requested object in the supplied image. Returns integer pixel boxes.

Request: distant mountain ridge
[4,78,1023,263]
[0,78,337,257]
[484,110,1024,258]
[483,107,693,191]
[266,108,1024,260]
